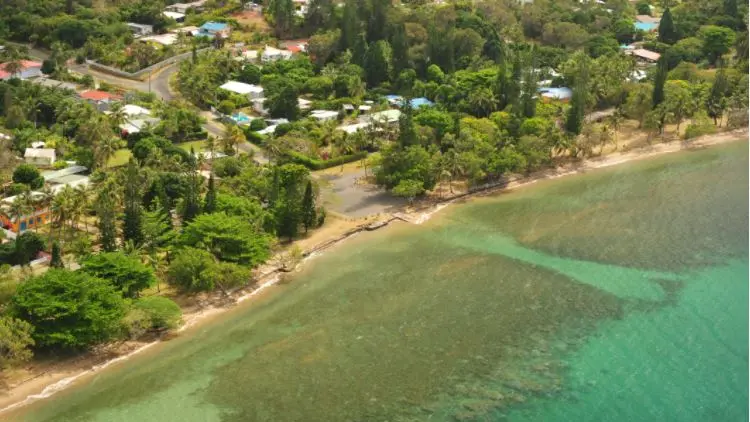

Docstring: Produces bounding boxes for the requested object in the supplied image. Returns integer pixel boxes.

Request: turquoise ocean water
[6,141,748,422]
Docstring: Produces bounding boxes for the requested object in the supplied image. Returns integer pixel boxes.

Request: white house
[141,33,179,46]
[234,50,259,63]
[219,81,264,99]
[298,97,312,110]
[163,11,186,22]
[0,60,43,81]
[127,23,154,37]
[252,97,267,115]
[165,0,207,14]
[261,46,293,63]
[24,148,56,166]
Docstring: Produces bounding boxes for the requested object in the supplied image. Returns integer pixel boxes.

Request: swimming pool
[231,112,252,124]
[634,22,658,31]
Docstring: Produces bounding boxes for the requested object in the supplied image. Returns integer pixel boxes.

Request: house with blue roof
[198,21,231,39]
[385,95,436,108]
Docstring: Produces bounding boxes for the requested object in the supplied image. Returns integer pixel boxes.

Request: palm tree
[221,125,246,155]
[349,130,370,176]
[51,186,75,240]
[599,125,613,155]
[94,136,124,169]
[264,136,287,164]
[107,102,128,132]
[608,108,624,151]
[317,120,338,146]
[334,134,355,173]
[442,150,463,193]
[73,184,91,233]
[8,195,32,233]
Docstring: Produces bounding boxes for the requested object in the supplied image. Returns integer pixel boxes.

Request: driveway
[316,168,405,218]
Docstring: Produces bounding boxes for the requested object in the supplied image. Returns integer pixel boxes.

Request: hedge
[283,150,367,170]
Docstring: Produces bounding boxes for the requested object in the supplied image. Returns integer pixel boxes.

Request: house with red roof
[0,60,43,81]
[79,90,122,111]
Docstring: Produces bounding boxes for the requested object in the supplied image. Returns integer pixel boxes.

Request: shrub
[133,296,182,330]
[217,100,236,115]
[684,113,717,140]
[5,183,29,196]
[52,161,68,170]
[249,118,267,131]
[12,164,43,189]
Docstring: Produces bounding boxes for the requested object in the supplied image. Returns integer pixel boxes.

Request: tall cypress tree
[707,65,729,125]
[204,174,217,213]
[367,0,389,42]
[96,185,118,252]
[658,8,677,44]
[364,40,391,87]
[271,0,294,38]
[484,29,505,64]
[122,159,144,246]
[505,53,523,114]
[724,0,738,19]
[50,241,63,268]
[565,61,588,135]
[301,180,316,233]
[352,32,369,66]
[390,23,409,77]
[398,99,417,147]
[652,56,668,108]
[180,173,202,224]
[521,53,538,118]
[340,0,360,52]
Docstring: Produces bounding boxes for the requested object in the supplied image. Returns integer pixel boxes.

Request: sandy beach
[0,127,746,415]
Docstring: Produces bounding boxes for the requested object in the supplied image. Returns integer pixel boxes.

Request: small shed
[24,148,56,166]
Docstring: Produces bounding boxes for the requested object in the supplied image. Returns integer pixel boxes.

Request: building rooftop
[80,90,119,101]
[163,11,186,20]
[310,110,339,120]
[635,15,661,24]
[629,48,661,61]
[24,148,55,159]
[42,165,87,182]
[141,33,178,46]
[538,87,573,100]
[172,26,200,34]
[121,104,151,117]
[127,22,154,30]
[219,81,264,95]
[29,78,78,91]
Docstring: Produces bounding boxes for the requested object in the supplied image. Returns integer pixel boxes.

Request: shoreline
[0,128,746,415]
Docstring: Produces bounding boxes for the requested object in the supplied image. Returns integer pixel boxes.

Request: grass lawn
[107,148,132,167]
[177,140,207,152]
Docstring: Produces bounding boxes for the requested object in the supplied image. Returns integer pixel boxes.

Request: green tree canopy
[12,270,125,349]
[0,316,34,368]
[81,252,157,298]
[180,212,272,266]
